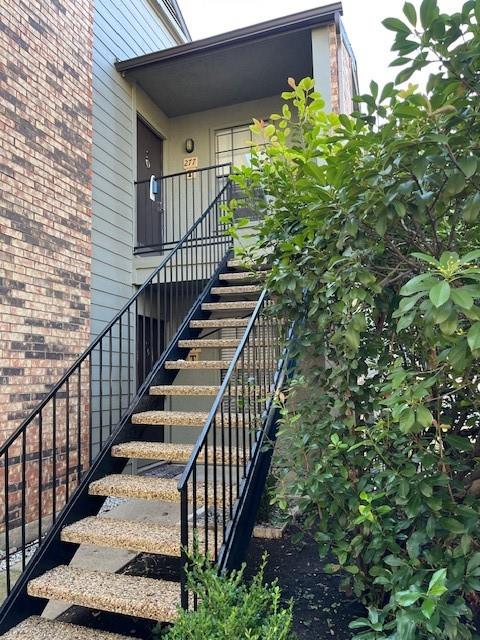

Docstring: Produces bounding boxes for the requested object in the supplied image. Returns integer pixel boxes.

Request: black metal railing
[134,164,230,255]
[178,290,286,607]
[0,182,232,601]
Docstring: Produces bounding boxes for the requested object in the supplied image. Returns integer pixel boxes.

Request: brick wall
[328,24,340,113]
[328,22,356,115]
[0,0,93,435]
[0,0,93,535]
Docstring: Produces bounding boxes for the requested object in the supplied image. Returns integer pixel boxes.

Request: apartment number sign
[183,156,198,170]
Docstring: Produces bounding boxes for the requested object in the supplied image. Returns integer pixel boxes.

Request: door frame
[135,114,165,251]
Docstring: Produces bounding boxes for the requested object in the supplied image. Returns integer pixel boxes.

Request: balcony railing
[134,164,231,255]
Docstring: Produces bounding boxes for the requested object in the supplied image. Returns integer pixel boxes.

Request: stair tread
[165,359,232,370]
[219,271,265,282]
[1,616,132,640]
[89,475,180,502]
[131,410,208,426]
[112,441,196,462]
[150,385,220,396]
[211,285,262,295]
[150,384,260,396]
[61,517,215,558]
[61,517,184,556]
[190,318,250,328]
[112,441,245,464]
[178,338,240,348]
[202,301,257,311]
[89,474,224,505]
[227,259,270,270]
[27,566,179,622]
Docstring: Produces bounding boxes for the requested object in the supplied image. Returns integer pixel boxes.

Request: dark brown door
[136,117,164,251]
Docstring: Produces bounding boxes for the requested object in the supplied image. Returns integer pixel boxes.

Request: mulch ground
[245,527,366,640]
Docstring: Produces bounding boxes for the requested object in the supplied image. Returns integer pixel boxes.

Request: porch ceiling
[116,4,342,117]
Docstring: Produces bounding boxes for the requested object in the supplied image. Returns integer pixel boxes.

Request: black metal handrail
[178,289,286,607]
[0,181,233,599]
[134,163,231,255]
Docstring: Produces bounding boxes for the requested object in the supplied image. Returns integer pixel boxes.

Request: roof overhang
[116,4,342,117]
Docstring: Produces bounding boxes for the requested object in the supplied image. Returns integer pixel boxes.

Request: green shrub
[223,1,480,638]
[156,552,295,640]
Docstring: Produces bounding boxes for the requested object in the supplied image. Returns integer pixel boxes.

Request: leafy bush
[224,1,480,638]
[156,552,295,640]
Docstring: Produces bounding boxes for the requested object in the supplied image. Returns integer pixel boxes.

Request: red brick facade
[328,24,340,113]
[0,0,94,442]
[328,22,355,114]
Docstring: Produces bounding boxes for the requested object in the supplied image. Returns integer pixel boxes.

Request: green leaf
[445,433,473,451]
[398,292,424,313]
[420,481,433,497]
[439,312,458,335]
[394,105,420,118]
[345,327,360,350]
[382,17,411,33]
[458,156,477,178]
[460,249,480,265]
[429,281,451,307]
[396,589,423,606]
[411,252,440,266]
[380,82,395,101]
[426,495,442,511]
[427,568,448,596]
[416,405,434,428]
[445,172,466,195]
[396,67,416,84]
[421,598,436,619]
[467,553,480,574]
[397,313,415,332]
[397,614,416,640]
[440,518,465,534]
[384,555,404,567]
[432,303,452,324]
[390,56,412,67]
[349,619,370,630]
[462,193,480,223]
[407,531,426,558]
[399,408,416,433]
[400,273,438,296]
[420,0,439,28]
[403,2,417,25]
[467,321,480,352]
[450,287,474,310]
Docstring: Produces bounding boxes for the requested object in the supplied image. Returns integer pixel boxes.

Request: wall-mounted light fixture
[185,138,195,154]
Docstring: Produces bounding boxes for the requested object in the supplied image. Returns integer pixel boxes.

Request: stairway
[2,259,268,639]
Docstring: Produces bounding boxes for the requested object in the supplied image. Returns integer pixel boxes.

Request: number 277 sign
[183,157,198,170]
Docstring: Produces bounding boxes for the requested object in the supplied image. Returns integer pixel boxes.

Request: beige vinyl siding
[91,0,182,338]
[90,0,184,452]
